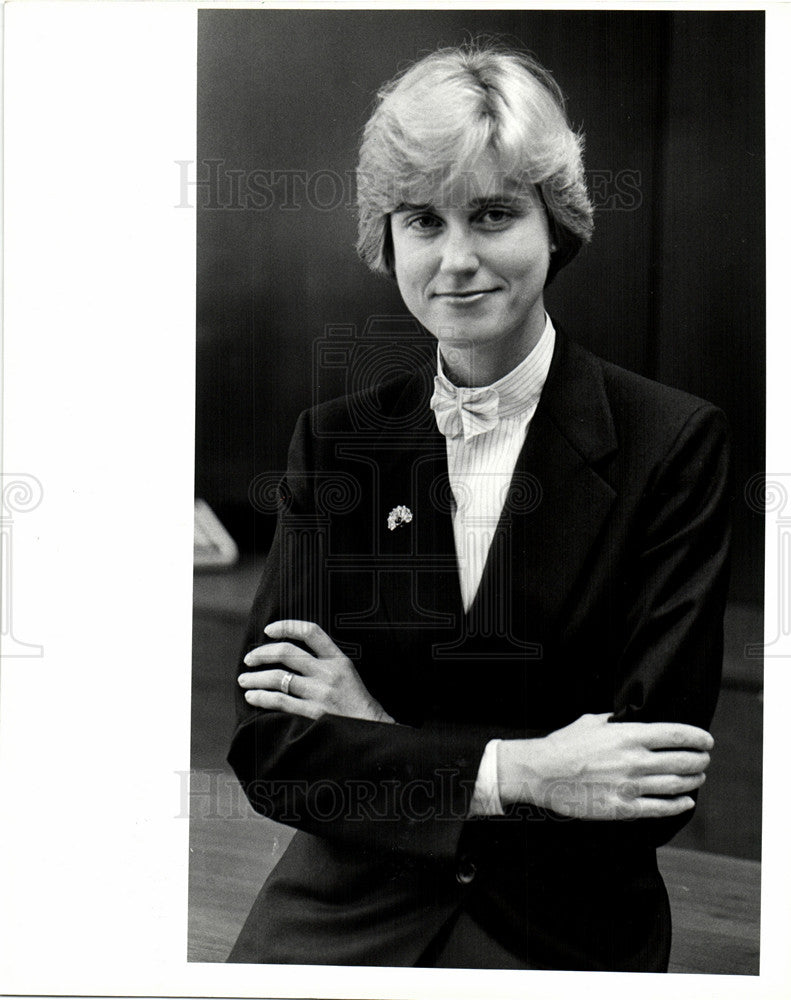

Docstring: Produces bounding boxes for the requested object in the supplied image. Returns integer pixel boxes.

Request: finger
[613,795,696,820]
[237,668,282,689]
[633,722,714,752]
[640,749,710,775]
[243,642,315,674]
[635,773,706,796]
[264,619,339,658]
[238,668,309,700]
[243,687,321,720]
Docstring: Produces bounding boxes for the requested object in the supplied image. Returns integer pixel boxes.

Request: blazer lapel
[472,330,618,642]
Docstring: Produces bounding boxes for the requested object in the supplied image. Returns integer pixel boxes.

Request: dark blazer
[227,328,731,971]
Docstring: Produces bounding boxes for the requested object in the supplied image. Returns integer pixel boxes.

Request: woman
[227,44,729,971]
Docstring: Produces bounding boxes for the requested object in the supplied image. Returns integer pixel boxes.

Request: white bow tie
[430,377,500,442]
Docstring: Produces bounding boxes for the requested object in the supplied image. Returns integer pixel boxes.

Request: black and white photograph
[191,5,762,976]
[1,3,788,999]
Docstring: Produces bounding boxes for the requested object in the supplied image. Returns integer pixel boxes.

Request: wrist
[496,737,549,808]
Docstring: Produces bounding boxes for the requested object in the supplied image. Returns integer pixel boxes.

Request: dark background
[193,9,764,862]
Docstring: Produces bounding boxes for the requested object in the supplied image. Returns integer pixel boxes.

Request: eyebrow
[468,194,529,208]
[393,194,529,214]
[393,202,430,213]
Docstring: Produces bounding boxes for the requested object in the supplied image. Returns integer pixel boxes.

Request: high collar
[387,323,618,466]
[434,314,555,421]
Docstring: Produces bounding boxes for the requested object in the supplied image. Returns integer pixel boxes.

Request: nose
[438,224,479,275]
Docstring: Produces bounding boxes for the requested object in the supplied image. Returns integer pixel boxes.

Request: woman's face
[390,158,552,365]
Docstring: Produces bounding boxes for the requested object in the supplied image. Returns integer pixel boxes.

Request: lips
[433,289,500,305]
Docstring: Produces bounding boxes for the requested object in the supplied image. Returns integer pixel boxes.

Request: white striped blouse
[437,314,556,612]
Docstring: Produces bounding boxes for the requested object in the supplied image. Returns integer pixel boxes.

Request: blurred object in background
[194,498,239,571]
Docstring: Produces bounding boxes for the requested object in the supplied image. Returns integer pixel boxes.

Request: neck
[439,312,546,388]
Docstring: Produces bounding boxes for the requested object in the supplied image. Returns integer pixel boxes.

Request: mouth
[433,289,499,304]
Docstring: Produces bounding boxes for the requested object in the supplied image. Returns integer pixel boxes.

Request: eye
[405,212,442,232]
[476,205,516,227]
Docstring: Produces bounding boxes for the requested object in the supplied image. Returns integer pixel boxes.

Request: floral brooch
[387,504,413,531]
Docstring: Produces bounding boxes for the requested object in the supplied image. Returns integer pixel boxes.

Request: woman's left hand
[238,619,394,723]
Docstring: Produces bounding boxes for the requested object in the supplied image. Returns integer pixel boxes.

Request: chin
[434,323,506,346]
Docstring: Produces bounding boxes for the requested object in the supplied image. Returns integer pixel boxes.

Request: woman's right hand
[497,713,713,820]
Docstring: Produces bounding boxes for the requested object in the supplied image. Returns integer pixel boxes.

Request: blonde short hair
[356,43,593,284]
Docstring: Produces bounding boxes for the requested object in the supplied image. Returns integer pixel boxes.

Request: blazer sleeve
[609,401,731,845]
[227,410,541,862]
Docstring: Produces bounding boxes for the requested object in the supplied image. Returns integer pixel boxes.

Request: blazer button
[455,861,477,885]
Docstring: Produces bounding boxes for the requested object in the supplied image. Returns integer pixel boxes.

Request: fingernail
[244,690,254,700]
[264,623,276,634]
[238,674,248,684]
